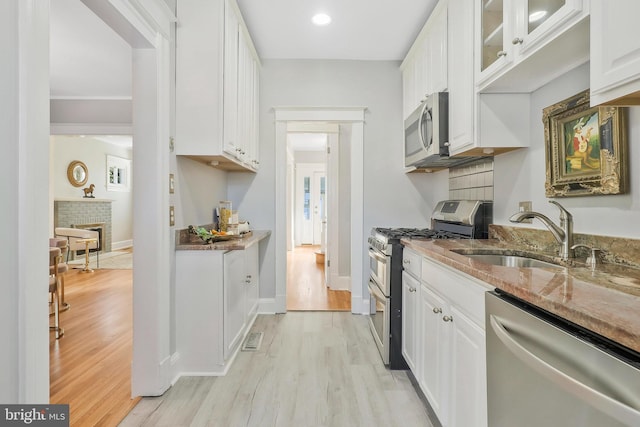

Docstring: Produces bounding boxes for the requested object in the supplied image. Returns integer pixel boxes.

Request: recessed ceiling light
[529,10,547,22]
[312,13,331,26]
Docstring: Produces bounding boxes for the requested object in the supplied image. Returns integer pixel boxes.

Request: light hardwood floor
[50,267,139,426]
[120,312,432,427]
[287,245,351,311]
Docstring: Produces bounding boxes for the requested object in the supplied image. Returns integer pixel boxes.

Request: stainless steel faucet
[509,200,574,260]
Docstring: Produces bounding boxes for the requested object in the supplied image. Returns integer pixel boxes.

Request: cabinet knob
[235,147,241,152]
[497,51,507,58]
[403,259,410,264]
[245,279,251,284]
[433,307,442,314]
[512,37,524,45]
[444,142,450,147]
[442,315,453,323]
[246,275,252,279]
[409,287,416,293]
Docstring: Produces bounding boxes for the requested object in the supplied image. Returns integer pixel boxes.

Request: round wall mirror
[67,160,88,187]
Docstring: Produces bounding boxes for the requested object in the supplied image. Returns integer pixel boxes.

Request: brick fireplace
[54,199,113,253]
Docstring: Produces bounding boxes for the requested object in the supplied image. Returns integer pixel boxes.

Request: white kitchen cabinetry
[176,244,260,374]
[477,0,589,93]
[401,1,448,120]
[421,256,488,427]
[402,271,420,372]
[176,0,260,172]
[401,250,490,427]
[224,244,259,358]
[419,284,449,424]
[402,247,422,373]
[590,0,640,106]
[448,0,530,157]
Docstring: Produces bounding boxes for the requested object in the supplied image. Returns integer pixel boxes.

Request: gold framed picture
[543,89,628,197]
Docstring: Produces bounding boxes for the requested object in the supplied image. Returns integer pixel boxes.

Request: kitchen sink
[451,249,565,269]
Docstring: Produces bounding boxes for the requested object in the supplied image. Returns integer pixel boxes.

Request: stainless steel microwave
[404,92,450,168]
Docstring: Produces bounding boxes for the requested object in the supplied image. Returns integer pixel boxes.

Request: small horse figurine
[83,183,95,198]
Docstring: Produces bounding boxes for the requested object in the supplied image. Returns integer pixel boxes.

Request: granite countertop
[176,229,271,251]
[401,237,640,354]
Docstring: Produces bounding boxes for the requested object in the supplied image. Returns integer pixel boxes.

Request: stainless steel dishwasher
[486,291,640,427]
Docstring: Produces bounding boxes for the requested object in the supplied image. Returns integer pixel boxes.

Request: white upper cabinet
[401,1,448,120]
[590,0,640,106]
[176,0,260,172]
[448,0,530,157]
[477,0,589,92]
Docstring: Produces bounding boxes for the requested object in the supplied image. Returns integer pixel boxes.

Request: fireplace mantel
[54,198,114,203]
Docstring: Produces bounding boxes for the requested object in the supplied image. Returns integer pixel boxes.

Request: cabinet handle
[433,307,442,314]
[512,37,524,45]
[409,287,416,293]
[444,142,450,147]
[442,315,453,322]
[497,51,507,58]
[403,259,410,264]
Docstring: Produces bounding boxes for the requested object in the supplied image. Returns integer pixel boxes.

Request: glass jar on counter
[218,201,232,232]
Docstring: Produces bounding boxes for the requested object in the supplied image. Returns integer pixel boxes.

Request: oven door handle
[368,279,386,301]
[368,248,389,264]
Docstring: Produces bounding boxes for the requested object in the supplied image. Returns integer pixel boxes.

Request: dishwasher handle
[490,314,640,426]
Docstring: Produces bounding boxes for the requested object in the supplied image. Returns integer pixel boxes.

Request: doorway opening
[285,125,351,311]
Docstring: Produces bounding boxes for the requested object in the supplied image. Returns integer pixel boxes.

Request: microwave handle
[417,98,429,149]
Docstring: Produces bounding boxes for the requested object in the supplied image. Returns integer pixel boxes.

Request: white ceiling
[237,0,438,60]
[49,0,438,100]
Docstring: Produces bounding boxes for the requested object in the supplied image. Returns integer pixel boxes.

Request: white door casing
[274,107,366,314]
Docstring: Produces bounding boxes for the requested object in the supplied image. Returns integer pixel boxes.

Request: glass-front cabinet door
[480,0,507,72]
[512,0,585,56]
[526,0,565,33]
[478,0,586,85]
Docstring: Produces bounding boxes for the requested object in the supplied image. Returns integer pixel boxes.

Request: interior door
[296,164,326,245]
[312,172,326,245]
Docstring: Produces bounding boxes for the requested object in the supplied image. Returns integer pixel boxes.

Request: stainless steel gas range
[367,200,493,369]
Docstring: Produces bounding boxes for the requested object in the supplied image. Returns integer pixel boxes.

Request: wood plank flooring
[120,312,432,427]
[287,245,351,311]
[50,267,139,426]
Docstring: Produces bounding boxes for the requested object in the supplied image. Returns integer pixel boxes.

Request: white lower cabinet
[402,271,420,372]
[224,244,259,359]
[402,254,489,427]
[176,244,260,374]
[419,284,449,424]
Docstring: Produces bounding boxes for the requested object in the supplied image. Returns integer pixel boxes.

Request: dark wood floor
[286,245,351,311]
[49,267,139,427]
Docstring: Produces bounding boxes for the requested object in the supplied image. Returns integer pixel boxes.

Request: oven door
[368,278,390,365]
[368,247,390,296]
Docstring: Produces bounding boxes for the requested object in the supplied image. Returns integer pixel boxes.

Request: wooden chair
[49,238,69,310]
[49,247,64,339]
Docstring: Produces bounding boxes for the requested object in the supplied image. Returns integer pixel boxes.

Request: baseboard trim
[329,275,351,291]
[352,296,370,315]
[112,239,133,251]
[258,298,277,314]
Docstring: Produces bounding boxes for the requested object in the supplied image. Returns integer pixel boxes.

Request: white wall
[494,62,640,239]
[228,59,441,301]
[51,135,133,247]
[175,156,228,227]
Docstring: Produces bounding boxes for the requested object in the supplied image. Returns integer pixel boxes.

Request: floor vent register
[241,332,263,351]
